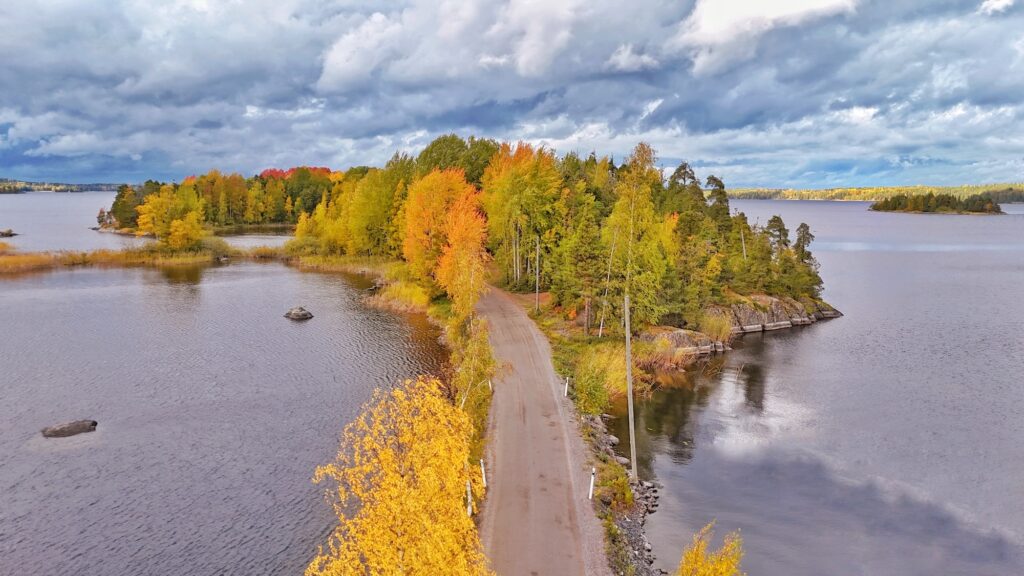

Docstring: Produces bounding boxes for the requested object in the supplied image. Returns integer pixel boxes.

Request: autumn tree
[403,169,477,283]
[481,142,561,288]
[307,377,491,576]
[135,182,207,250]
[435,188,488,325]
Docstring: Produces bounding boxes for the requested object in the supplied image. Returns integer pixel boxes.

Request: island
[869,192,1002,214]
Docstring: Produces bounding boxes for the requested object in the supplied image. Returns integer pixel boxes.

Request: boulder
[284,306,313,320]
[0,229,16,237]
[42,420,97,438]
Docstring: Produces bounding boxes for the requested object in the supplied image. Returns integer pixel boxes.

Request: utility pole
[535,235,541,313]
[740,224,747,260]
[624,293,638,480]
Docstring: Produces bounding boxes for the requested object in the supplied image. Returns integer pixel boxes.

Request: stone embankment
[712,294,842,334]
[643,295,841,360]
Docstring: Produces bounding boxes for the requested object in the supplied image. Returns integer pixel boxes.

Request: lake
[610,200,1024,575]
[0,191,290,251]
[0,261,448,575]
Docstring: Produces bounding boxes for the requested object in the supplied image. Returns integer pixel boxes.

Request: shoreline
[515,292,842,575]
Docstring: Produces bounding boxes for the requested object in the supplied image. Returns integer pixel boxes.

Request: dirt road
[477,288,609,576]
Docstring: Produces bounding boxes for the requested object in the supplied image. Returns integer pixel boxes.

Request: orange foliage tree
[401,169,478,283]
[435,188,488,324]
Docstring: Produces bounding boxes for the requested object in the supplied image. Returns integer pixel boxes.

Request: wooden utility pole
[535,236,541,312]
[624,293,638,479]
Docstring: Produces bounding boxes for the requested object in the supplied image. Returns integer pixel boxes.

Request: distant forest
[869,193,1002,214]
[730,184,1024,203]
[0,178,120,193]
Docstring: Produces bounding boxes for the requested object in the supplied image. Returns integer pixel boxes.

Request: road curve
[477,288,610,576]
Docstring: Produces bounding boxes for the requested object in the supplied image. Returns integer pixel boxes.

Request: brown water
[610,201,1024,575]
[0,262,447,575]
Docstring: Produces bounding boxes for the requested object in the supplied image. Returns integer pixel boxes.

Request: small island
[870,192,1002,214]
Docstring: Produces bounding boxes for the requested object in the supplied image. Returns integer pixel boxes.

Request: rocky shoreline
[592,294,842,574]
[584,413,664,575]
[643,295,842,360]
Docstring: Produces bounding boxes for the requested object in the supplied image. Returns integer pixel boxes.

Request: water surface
[0,191,289,251]
[611,200,1024,575]
[0,262,447,575]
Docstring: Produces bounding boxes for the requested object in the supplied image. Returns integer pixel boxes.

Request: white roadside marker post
[466,480,472,517]
[480,458,487,489]
[588,467,596,500]
[564,376,569,397]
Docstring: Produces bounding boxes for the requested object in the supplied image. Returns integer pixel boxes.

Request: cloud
[669,0,859,75]
[978,0,1016,15]
[605,44,660,72]
[0,0,1022,187]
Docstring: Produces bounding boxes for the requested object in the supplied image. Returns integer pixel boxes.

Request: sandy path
[477,288,610,576]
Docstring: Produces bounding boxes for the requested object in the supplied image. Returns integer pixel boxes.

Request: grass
[698,312,734,343]
[0,240,232,276]
[367,280,432,312]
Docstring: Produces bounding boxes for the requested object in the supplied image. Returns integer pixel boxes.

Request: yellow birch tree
[307,377,491,576]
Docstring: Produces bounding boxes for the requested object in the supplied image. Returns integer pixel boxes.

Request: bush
[675,522,744,576]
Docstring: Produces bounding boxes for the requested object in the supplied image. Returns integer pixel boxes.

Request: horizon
[2,1,1023,187]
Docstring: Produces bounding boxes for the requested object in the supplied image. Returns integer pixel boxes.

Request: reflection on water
[610,200,1024,575]
[0,262,447,576]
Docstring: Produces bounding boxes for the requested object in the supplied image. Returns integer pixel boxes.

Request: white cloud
[491,0,580,77]
[669,0,858,75]
[317,13,403,93]
[605,44,659,72]
[978,0,1015,15]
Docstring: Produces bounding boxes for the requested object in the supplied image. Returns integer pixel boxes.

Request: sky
[1,0,1022,188]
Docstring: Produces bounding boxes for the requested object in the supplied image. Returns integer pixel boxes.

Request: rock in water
[42,420,97,438]
[0,229,17,237]
[284,306,313,320]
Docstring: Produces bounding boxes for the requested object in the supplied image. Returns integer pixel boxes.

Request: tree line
[287,135,824,335]
[870,192,1002,214]
[731,183,1024,202]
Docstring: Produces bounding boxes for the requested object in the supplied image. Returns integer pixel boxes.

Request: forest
[284,135,823,334]
[105,134,824,335]
[869,192,1003,214]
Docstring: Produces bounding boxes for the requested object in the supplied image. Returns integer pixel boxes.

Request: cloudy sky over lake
[1,0,1022,187]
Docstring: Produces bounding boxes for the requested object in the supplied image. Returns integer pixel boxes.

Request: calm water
[0,191,289,251]
[610,200,1024,575]
[0,262,447,575]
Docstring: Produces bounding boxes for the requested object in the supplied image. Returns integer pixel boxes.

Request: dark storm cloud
[0,0,1022,187]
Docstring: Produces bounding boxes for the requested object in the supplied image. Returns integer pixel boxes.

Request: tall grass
[0,241,12,254]
[0,244,224,276]
[698,312,734,343]
[367,280,431,312]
